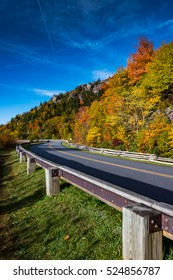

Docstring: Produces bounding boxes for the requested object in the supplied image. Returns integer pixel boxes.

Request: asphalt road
[30,140,173,206]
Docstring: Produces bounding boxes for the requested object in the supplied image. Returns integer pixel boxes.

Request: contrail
[36,0,54,51]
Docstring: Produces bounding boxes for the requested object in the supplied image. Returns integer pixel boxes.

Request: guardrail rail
[16,144,173,260]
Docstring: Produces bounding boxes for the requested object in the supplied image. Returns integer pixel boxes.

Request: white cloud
[5,63,26,69]
[0,83,27,91]
[32,88,66,97]
[92,69,113,80]
[158,19,173,29]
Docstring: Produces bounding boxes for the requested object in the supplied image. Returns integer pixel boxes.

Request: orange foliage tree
[73,107,90,144]
[127,37,154,84]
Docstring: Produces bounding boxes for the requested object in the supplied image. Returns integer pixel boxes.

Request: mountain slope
[1,38,173,157]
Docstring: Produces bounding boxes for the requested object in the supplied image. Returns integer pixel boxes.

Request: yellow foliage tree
[86,126,102,146]
[136,114,172,156]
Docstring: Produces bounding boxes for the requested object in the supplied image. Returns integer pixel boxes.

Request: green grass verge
[0,150,172,260]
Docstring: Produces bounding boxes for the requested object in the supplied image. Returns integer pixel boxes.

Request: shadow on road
[30,144,173,206]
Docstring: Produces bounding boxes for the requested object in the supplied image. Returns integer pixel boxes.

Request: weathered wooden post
[27,157,36,175]
[20,151,26,163]
[17,148,21,157]
[45,168,60,196]
[123,204,163,260]
[16,145,19,154]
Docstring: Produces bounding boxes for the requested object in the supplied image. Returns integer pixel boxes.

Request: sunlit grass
[0,150,172,260]
[0,150,122,260]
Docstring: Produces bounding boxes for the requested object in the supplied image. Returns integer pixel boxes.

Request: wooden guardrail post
[122,204,163,260]
[45,168,60,196]
[27,157,36,175]
[20,151,26,163]
[16,145,19,153]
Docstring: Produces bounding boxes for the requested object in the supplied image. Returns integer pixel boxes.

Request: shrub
[0,134,16,150]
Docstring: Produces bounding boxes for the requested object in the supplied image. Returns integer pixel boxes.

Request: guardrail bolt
[165,226,169,231]
[151,220,154,224]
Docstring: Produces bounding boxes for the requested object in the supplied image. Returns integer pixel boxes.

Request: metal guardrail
[17,144,173,238]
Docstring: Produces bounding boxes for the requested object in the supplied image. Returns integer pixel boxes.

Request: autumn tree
[86,127,102,146]
[41,117,59,139]
[73,107,90,144]
[127,37,154,84]
[0,127,16,149]
[145,42,173,103]
[122,84,161,136]
[135,114,172,156]
[86,99,108,146]
[100,68,129,148]
[168,125,173,153]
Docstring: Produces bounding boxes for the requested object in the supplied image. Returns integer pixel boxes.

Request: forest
[1,37,173,157]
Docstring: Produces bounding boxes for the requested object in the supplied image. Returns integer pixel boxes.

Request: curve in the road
[48,143,173,179]
[30,141,173,206]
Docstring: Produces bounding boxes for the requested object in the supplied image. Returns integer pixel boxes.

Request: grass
[0,149,122,260]
[0,150,173,260]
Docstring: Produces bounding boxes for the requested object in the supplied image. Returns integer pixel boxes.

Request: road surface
[30,141,173,206]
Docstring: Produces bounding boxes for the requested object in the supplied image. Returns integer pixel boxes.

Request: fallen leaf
[65,235,70,240]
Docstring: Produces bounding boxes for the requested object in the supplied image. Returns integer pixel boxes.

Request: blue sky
[0,0,173,125]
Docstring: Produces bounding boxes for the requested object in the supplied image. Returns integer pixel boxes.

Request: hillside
[0,79,104,142]
[1,37,173,157]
